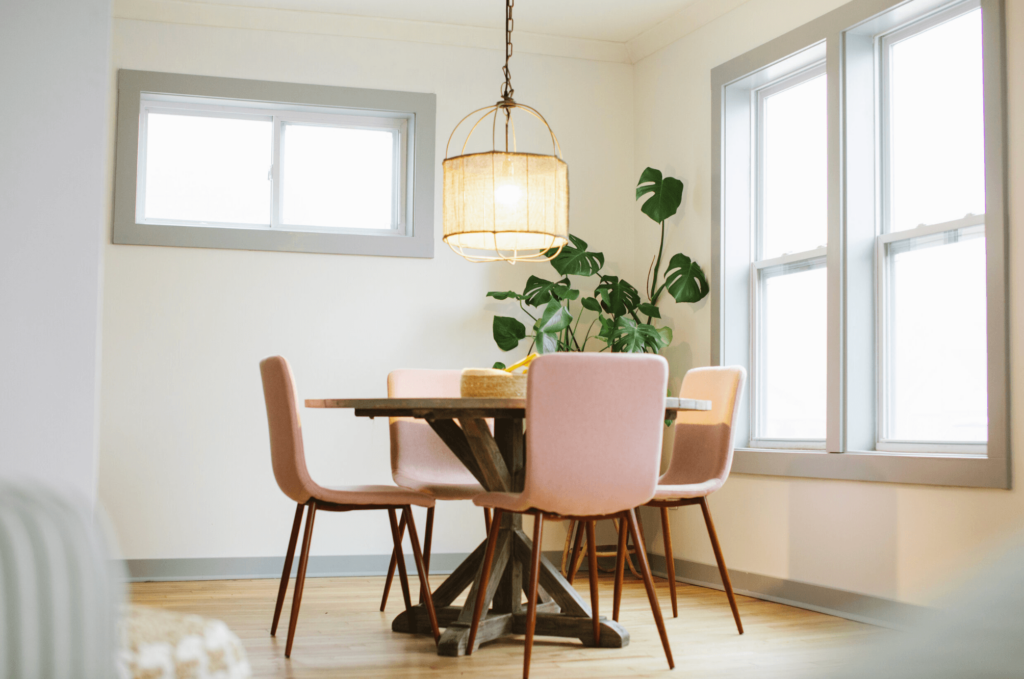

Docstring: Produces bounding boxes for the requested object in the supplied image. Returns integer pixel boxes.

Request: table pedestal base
[392,519,630,656]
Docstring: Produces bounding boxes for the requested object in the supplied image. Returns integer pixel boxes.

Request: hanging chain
[501,0,514,102]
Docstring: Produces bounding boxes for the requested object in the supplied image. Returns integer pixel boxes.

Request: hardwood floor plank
[130,572,881,678]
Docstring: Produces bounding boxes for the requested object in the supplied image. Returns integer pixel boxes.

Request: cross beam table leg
[391,416,629,655]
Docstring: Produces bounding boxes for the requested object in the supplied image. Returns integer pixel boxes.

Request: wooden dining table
[304,395,711,657]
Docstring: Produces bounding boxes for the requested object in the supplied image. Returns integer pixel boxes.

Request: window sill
[732,447,1009,489]
[113,220,432,258]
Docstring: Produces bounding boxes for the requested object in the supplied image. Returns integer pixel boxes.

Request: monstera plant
[488,167,710,366]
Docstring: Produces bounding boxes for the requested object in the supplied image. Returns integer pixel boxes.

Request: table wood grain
[304,396,711,421]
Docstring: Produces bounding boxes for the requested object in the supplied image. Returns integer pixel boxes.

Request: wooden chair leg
[419,507,435,605]
[571,529,588,580]
[660,506,678,618]
[700,497,743,634]
[285,501,316,658]
[567,520,584,585]
[403,506,441,643]
[613,514,627,622]
[524,512,545,679]
[271,503,304,636]
[380,510,407,612]
[388,508,413,611]
[484,507,492,534]
[560,520,575,575]
[626,508,673,670]
[585,520,600,647]
[467,508,503,655]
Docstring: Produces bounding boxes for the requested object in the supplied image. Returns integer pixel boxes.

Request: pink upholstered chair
[614,366,746,633]
[259,356,440,658]
[380,370,490,611]
[466,353,674,679]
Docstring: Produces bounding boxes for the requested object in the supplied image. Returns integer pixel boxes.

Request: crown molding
[113,0,631,64]
[627,0,751,64]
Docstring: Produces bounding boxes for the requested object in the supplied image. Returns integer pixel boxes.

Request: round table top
[304,396,711,419]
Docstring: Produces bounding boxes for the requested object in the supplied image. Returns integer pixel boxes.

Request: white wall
[0,0,111,502]
[98,15,635,560]
[635,0,1024,606]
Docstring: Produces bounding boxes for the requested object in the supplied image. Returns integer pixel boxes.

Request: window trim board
[113,69,436,258]
[711,0,1010,488]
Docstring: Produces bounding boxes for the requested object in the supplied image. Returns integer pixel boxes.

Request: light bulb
[494,184,523,207]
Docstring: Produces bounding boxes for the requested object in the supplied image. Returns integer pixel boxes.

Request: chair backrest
[522,353,669,517]
[387,370,479,490]
[659,366,746,492]
[259,356,314,504]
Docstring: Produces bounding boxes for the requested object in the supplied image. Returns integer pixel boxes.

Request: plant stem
[579,318,599,351]
[652,281,668,305]
[519,300,538,321]
[650,220,666,304]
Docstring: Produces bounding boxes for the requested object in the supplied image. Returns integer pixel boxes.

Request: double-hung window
[751,65,828,449]
[876,2,988,451]
[713,0,1009,487]
[114,70,436,257]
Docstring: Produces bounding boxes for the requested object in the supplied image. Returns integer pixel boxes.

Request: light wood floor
[131,573,882,678]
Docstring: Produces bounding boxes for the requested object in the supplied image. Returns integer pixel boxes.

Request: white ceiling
[178,0,704,43]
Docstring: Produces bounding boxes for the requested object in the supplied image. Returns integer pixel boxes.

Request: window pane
[888,228,987,441]
[281,124,395,230]
[889,9,985,232]
[760,264,827,439]
[762,73,828,259]
[144,113,272,225]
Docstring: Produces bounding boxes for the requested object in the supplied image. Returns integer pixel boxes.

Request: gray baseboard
[125,552,471,582]
[646,553,927,630]
[125,551,926,631]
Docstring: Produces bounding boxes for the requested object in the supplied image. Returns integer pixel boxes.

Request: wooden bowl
[460,369,527,399]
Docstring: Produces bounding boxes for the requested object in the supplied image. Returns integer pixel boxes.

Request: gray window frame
[113,69,436,258]
[711,0,1009,488]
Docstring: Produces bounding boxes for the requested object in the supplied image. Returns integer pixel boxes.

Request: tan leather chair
[259,356,440,657]
[467,353,674,679]
[380,369,490,611]
[614,366,746,633]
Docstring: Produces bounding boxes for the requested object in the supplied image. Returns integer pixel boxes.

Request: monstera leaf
[546,234,605,277]
[596,276,641,317]
[486,290,525,301]
[532,300,573,354]
[607,317,668,354]
[580,296,602,312]
[523,276,573,307]
[638,303,661,319]
[493,316,526,351]
[663,253,710,303]
[636,167,684,224]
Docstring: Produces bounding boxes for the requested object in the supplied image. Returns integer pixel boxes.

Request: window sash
[877,0,982,237]
[875,217,987,452]
[753,62,827,262]
[136,97,408,235]
[750,248,829,448]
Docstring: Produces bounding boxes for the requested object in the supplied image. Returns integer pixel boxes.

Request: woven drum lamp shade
[443,150,568,259]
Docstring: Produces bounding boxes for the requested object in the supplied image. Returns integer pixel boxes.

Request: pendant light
[442,0,569,263]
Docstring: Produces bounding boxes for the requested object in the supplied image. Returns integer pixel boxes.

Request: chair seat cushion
[415,481,486,501]
[313,484,435,507]
[653,479,723,500]
[118,605,252,679]
[473,491,534,513]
